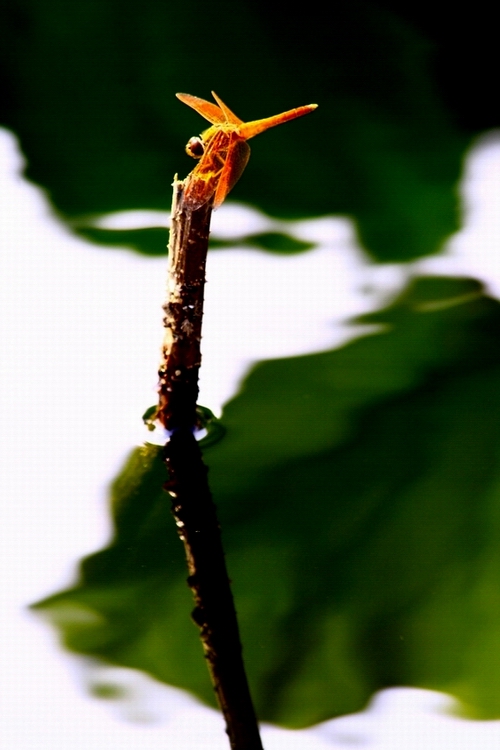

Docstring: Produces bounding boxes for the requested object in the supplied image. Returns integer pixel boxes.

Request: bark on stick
[157,179,264,750]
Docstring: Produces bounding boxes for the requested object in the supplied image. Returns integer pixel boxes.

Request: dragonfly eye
[186,137,205,159]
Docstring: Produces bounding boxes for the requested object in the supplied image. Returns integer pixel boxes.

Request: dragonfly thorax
[186,137,205,159]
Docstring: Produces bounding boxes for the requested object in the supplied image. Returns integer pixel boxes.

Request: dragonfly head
[185,136,205,159]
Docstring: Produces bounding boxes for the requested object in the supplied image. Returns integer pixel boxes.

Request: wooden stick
[157,180,264,750]
[157,178,213,432]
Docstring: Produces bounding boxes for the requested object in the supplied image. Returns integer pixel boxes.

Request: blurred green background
[4,0,500,730]
[1,0,496,261]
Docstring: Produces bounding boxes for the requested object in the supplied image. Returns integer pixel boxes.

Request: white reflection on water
[1,126,500,748]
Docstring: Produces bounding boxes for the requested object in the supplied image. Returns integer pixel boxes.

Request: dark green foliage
[242,232,315,255]
[75,227,169,256]
[34,277,500,725]
[0,0,470,260]
[73,227,314,256]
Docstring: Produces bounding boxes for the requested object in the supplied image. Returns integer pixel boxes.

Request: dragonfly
[176,91,317,210]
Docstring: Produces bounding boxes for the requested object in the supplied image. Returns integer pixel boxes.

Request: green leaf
[75,227,169,256]
[73,227,315,257]
[242,232,315,255]
[0,0,469,260]
[33,276,500,726]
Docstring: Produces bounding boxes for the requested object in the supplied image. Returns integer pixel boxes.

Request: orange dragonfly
[176,91,317,210]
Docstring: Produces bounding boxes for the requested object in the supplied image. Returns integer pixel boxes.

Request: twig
[157,179,264,750]
[157,178,213,432]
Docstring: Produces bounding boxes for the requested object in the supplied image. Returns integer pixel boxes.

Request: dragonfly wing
[213,138,251,209]
[176,93,226,125]
[210,92,243,125]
